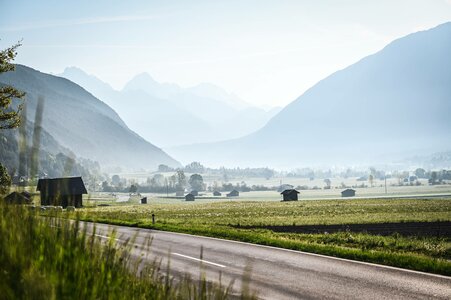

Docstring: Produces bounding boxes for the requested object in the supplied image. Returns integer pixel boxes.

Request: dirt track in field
[236,221,451,237]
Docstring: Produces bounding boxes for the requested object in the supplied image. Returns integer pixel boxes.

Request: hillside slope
[167,22,451,167]
[0,65,180,170]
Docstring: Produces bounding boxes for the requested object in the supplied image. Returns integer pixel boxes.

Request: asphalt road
[84,222,451,299]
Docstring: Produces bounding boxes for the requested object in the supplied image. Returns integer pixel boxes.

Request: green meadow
[79,198,451,276]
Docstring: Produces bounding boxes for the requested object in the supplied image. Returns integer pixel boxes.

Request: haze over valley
[1,2,451,299]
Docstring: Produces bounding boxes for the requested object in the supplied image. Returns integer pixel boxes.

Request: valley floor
[77,196,451,276]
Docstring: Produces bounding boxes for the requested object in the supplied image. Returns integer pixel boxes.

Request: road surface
[83,222,451,299]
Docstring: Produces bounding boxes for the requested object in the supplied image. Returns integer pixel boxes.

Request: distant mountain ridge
[167,22,451,167]
[59,68,280,147]
[0,65,180,171]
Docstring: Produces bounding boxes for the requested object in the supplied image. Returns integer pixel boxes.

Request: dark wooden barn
[185,193,195,201]
[281,189,299,201]
[226,190,239,197]
[341,188,356,197]
[213,191,222,196]
[37,177,87,208]
[4,191,32,204]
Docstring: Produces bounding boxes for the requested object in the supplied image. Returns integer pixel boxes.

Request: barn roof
[37,177,87,196]
[342,188,356,193]
[280,189,300,195]
[4,191,31,204]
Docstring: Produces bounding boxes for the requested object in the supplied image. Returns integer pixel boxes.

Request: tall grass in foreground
[0,201,255,300]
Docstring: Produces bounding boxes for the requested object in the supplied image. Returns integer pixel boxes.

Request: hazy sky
[1,0,451,108]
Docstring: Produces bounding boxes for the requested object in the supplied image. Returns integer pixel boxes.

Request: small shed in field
[190,190,199,196]
[140,197,147,204]
[213,191,222,196]
[185,193,195,201]
[341,188,356,197]
[4,191,32,204]
[281,189,299,201]
[37,177,87,208]
[226,190,239,197]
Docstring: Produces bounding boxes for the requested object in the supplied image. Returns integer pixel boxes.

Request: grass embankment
[0,202,255,300]
[80,198,451,276]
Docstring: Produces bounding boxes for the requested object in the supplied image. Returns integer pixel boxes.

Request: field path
[84,221,451,300]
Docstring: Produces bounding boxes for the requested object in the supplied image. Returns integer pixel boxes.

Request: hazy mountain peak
[186,82,251,110]
[124,72,160,91]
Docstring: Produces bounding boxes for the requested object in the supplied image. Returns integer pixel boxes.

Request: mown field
[79,198,451,276]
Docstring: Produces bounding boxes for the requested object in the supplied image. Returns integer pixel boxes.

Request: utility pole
[384,175,387,194]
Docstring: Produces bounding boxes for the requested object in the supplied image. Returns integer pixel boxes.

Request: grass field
[78,198,451,276]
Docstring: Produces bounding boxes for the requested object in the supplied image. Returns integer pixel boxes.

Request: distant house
[190,190,199,196]
[140,197,147,204]
[213,191,222,196]
[37,177,87,208]
[185,193,195,201]
[281,189,299,201]
[341,188,356,197]
[226,190,239,197]
[4,191,32,204]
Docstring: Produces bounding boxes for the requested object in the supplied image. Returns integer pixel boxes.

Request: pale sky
[1,0,451,108]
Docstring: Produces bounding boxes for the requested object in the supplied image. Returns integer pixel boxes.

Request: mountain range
[0,65,180,172]
[59,68,280,147]
[166,22,451,168]
[2,22,450,172]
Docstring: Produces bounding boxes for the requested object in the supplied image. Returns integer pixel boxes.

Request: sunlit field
[78,197,451,275]
[82,182,451,206]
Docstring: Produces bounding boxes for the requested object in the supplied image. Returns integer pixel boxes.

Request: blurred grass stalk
[0,203,256,299]
[1,97,256,299]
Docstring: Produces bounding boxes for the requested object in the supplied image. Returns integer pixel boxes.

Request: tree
[430,171,438,185]
[0,42,25,194]
[129,184,138,194]
[323,178,331,189]
[149,174,165,188]
[184,161,205,173]
[102,181,113,192]
[175,170,186,191]
[189,173,204,191]
[0,164,11,194]
[158,164,173,172]
[111,174,121,186]
[415,168,426,178]
[1,42,25,129]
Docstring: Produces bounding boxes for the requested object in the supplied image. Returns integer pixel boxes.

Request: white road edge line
[172,252,226,268]
[94,233,121,241]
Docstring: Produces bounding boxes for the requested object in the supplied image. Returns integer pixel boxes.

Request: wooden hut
[226,190,239,197]
[341,188,356,197]
[4,191,32,204]
[281,189,299,201]
[37,177,87,208]
[185,193,195,201]
[213,191,222,196]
